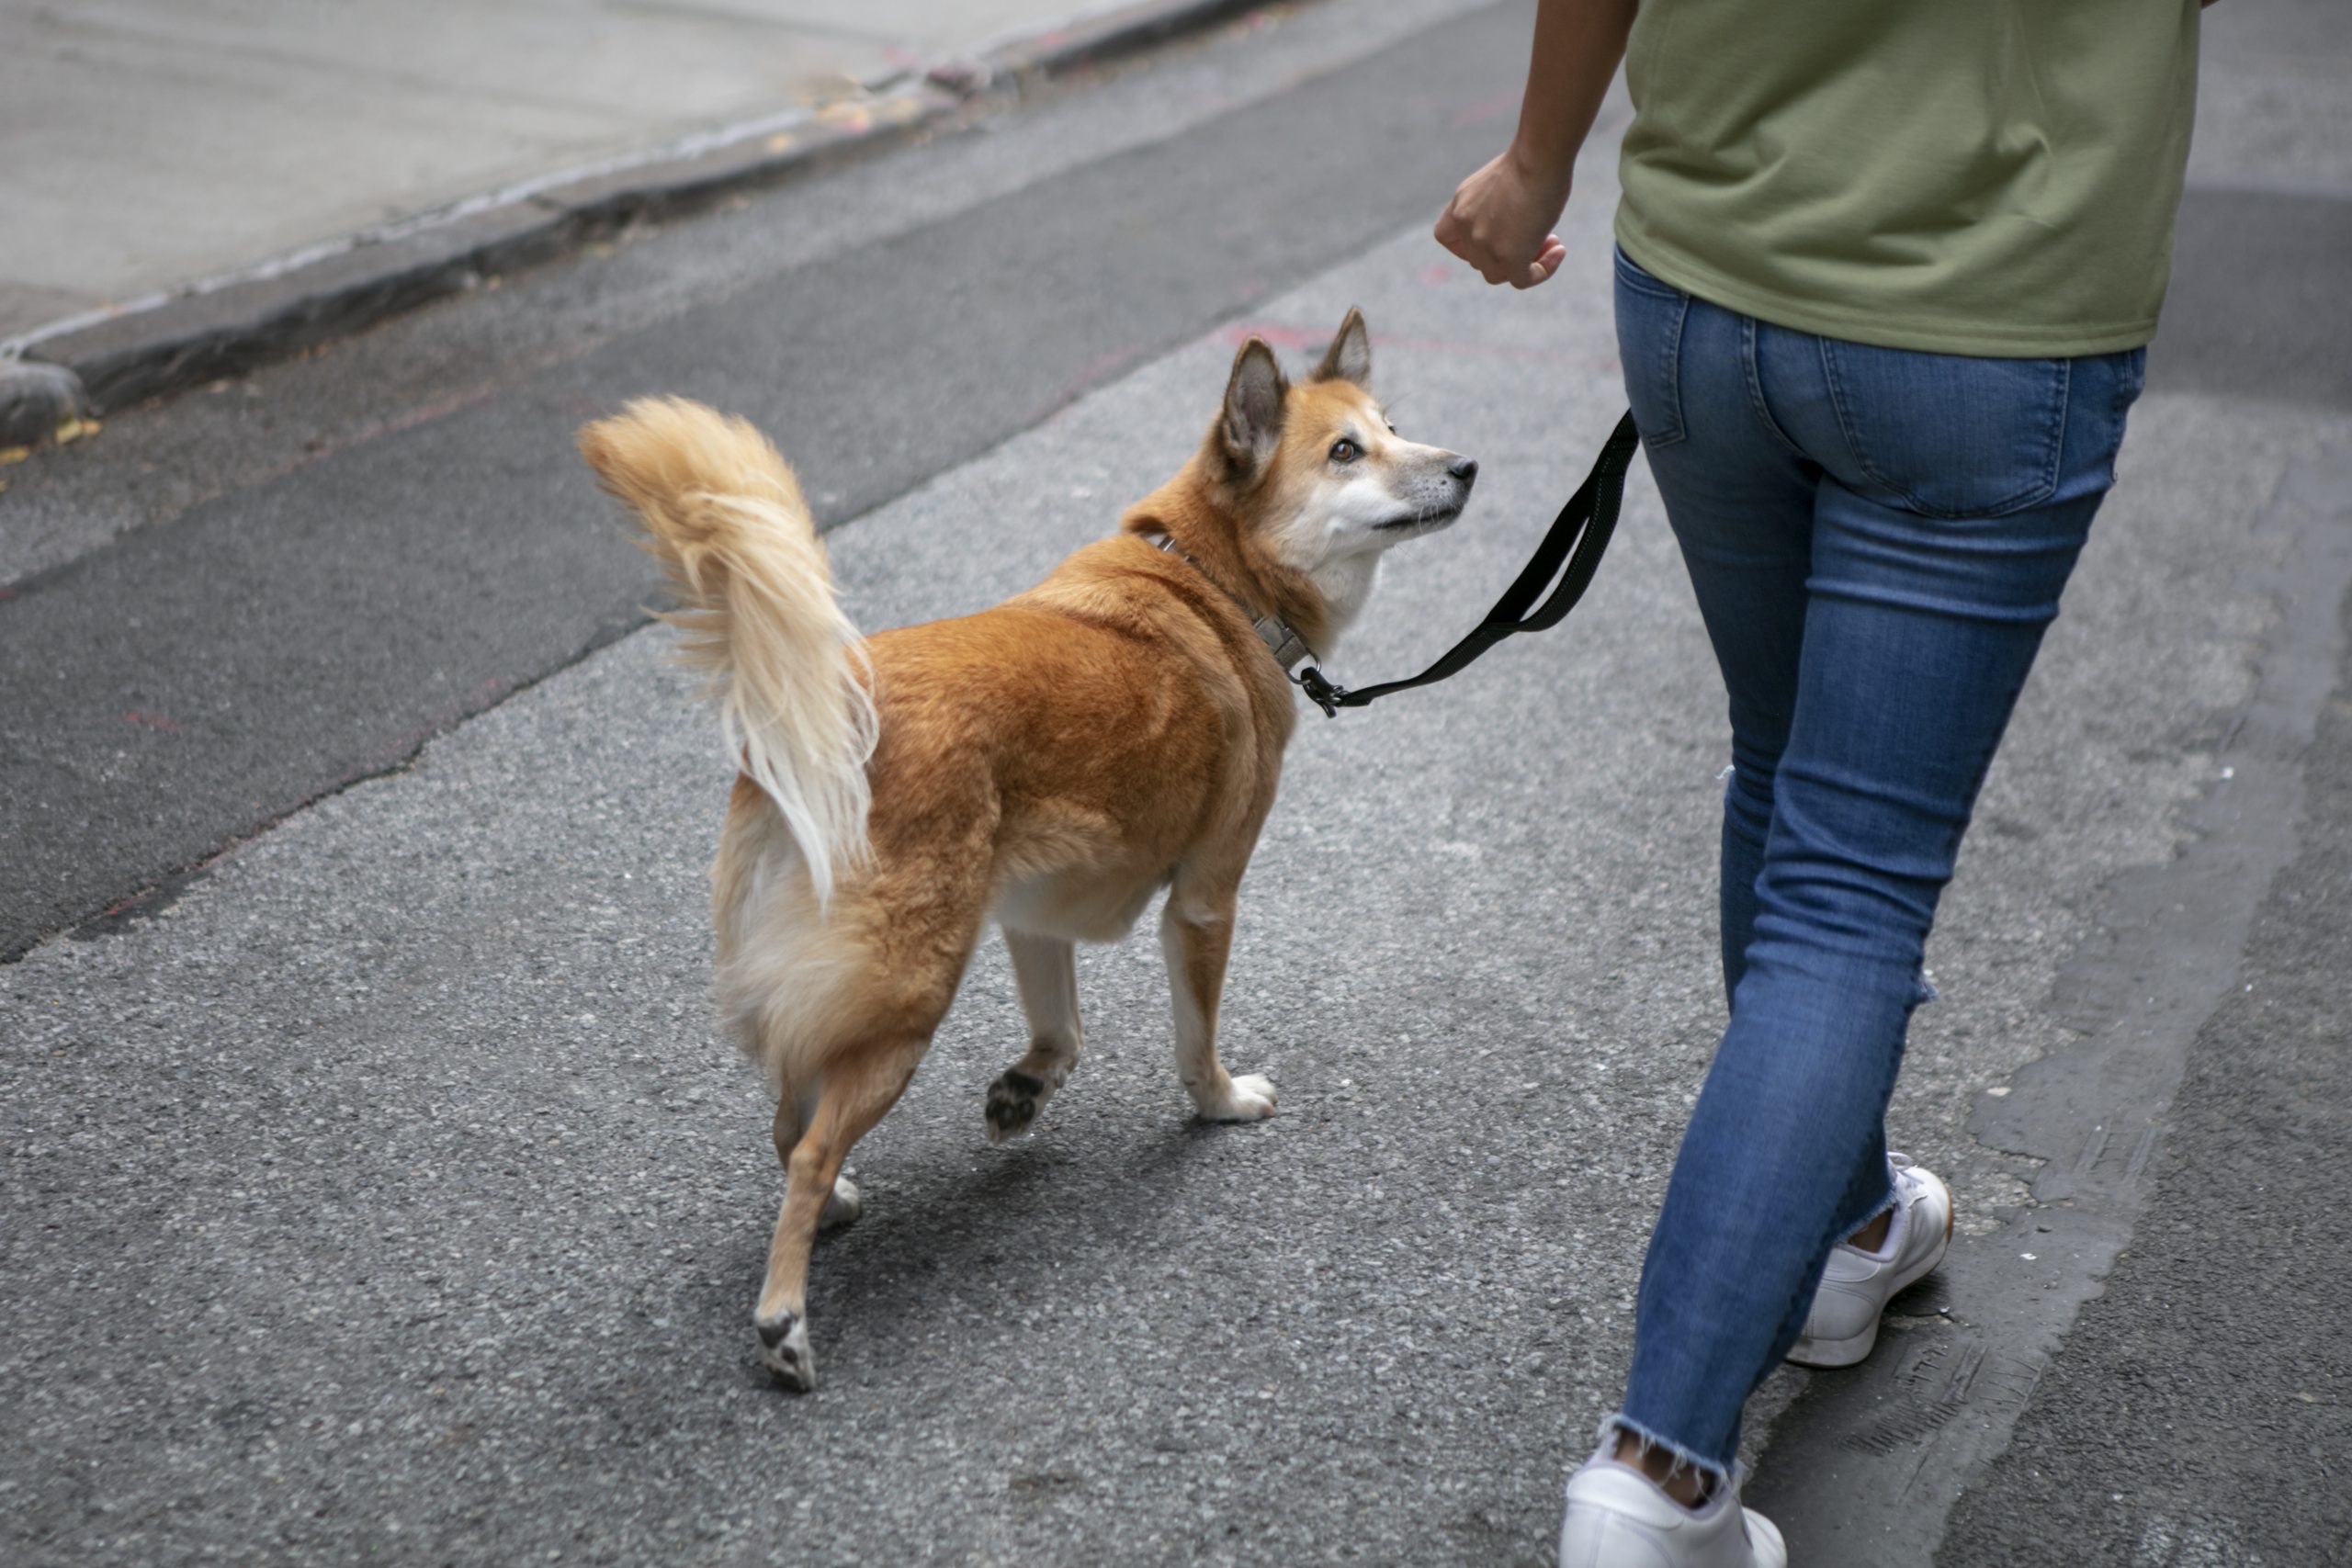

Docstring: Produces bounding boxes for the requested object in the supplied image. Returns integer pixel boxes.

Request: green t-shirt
[1615,0,2202,357]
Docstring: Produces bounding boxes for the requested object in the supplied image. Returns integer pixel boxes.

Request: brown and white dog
[579,309,1476,1388]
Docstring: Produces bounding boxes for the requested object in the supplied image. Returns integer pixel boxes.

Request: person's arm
[1434,0,1636,289]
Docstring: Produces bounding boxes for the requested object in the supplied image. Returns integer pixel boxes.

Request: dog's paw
[756,1309,816,1391]
[1194,1073,1277,1122]
[820,1175,861,1232]
[984,1067,1051,1144]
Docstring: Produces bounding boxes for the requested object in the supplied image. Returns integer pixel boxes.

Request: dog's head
[1207,308,1476,638]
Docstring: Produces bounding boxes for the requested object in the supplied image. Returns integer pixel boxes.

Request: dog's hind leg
[772,1095,862,1231]
[984,930,1082,1143]
[743,772,994,1390]
[754,1043,922,1390]
[1159,881,1276,1122]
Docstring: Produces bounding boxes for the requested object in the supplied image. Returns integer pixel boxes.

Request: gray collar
[1144,533,1318,672]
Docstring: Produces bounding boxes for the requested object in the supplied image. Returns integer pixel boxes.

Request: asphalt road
[3,2,2347,1564]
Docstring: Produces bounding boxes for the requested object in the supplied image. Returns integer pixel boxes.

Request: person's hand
[1435,146,1573,289]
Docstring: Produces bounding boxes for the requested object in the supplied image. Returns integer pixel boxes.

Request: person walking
[1436,1,2208,1562]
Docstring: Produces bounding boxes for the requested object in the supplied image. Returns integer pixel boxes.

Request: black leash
[1293,410,1643,716]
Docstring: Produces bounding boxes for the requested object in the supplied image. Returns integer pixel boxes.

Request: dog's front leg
[985,929,1083,1142]
[1159,888,1275,1122]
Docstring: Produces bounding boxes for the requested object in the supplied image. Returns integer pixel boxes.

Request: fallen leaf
[0,446,29,465]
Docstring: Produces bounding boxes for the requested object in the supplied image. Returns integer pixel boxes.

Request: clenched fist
[1434,146,1573,290]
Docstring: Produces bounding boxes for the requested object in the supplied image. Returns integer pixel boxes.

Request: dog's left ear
[1311,306,1373,388]
[1220,336,1289,475]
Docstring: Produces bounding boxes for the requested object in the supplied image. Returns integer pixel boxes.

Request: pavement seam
[0,0,1296,423]
[47,611,654,958]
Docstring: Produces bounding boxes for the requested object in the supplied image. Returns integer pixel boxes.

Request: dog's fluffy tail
[580,398,876,908]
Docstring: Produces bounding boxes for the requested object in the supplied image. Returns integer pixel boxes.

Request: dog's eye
[1329,438,1361,464]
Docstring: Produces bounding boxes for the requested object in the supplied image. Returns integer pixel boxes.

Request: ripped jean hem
[1595,1413,1734,1489]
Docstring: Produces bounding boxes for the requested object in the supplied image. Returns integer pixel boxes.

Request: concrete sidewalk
[0,0,1276,427]
[0,0,1149,336]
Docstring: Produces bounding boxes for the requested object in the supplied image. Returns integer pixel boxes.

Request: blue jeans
[1608,247,2145,1472]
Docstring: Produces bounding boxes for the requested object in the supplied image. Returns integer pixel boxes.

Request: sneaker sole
[1784,1199,1955,1369]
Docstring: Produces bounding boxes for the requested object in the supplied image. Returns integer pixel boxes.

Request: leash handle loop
[1295,410,1642,715]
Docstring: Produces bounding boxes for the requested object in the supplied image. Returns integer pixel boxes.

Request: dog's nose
[1449,457,1479,488]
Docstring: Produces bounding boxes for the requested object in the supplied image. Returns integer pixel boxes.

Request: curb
[981,0,1275,77]
[3,0,1286,426]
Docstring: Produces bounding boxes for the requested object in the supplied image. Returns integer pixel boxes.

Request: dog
[579,308,1476,1388]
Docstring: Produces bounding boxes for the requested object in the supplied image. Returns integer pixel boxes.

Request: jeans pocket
[1818,340,2070,519]
[1613,247,1690,449]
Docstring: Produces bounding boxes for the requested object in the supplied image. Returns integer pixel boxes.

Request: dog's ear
[1311,306,1372,388]
[1219,337,1289,474]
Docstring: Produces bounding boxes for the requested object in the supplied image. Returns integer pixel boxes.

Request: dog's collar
[1142,533,1319,673]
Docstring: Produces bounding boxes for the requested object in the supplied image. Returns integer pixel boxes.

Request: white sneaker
[1557,1449,1787,1568]
[1786,1154,1952,1369]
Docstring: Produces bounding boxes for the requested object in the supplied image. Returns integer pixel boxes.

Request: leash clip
[1294,664,1346,718]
